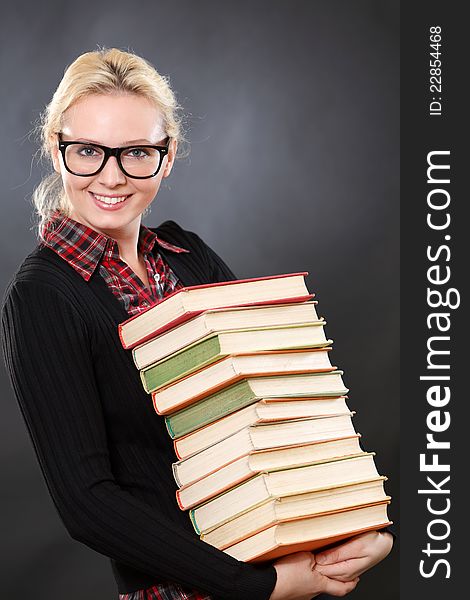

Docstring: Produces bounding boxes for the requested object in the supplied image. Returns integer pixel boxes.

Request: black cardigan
[1,220,277,599]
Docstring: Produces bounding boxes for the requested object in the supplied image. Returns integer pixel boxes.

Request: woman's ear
[162,138,177,178]
[50,138,61,174]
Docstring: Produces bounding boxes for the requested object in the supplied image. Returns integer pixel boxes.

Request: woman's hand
[269,551,360,600]
[314,531,394,582]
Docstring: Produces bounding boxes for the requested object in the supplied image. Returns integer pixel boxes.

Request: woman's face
[51,93,176,239]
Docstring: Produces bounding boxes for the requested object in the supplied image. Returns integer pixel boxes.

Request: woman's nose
[97,155,127,186]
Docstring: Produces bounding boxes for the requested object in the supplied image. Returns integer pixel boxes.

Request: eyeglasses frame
[57,133,171,179]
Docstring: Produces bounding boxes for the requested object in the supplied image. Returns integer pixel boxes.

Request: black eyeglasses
[57,133,171,179]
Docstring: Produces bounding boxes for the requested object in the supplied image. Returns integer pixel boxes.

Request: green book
[141,335,222,393]
[164,370,348,439]
[141,322,330,394]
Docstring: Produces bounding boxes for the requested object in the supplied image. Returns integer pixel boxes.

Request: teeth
[93,194,128,205]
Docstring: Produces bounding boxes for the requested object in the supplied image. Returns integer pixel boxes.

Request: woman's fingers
[316,533,371,565]
[314,530,394,582]
[322,576,360,597]
[315,558,366,581]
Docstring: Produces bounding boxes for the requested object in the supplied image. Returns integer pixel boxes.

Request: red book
[118,272,312,349]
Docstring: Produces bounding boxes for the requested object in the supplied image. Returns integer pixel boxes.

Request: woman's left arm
[313,530,394,582]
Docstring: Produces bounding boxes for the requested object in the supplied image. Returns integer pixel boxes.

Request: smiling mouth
[91,192,130,205]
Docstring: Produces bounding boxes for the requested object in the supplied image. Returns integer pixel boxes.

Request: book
[152,348,336,415]
[165,371,349,439]
[174,396,352,459]
[119,272,312,349]
[176,434,364,510]
[222,502,392,562]
[189,453,381,534]
[140,322,331,393]
[173,414,357,489]
[133,301,321,370]
[202,478,390,548]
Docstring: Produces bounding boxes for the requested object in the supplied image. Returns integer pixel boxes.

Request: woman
[1,48,392,600]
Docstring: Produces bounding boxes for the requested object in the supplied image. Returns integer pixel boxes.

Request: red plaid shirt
[39,212,212,599]
[39,211,188,317]
[118,582,212,600]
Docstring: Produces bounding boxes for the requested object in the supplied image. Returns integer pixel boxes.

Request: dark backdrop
[0,1,399,598]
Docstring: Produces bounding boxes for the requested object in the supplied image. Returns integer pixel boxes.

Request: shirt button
[141,301,149,307]
[154,273,161,283]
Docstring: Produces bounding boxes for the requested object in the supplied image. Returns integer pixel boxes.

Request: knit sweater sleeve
[1,277,276,600]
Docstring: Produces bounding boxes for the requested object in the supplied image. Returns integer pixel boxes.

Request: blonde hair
[32,47,187,240]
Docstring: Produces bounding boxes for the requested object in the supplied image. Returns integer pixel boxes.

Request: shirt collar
[40,211,189,282]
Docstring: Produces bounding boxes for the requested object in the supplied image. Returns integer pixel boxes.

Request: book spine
[172,462,182,487]
[175,489,185,511]
[132,346,138,368]
[165,417,176,439]
[173,437,181,459]
[140,370,150,394]
[189,508,201,534]
[117,323,127,348]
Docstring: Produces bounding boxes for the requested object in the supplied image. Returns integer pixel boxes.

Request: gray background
[0,1,399,598]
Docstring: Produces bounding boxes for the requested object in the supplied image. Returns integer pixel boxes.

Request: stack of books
[119,272,392,562]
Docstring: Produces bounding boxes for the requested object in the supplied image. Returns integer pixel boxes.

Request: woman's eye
[77,145,101,157]
[125,148,150,159]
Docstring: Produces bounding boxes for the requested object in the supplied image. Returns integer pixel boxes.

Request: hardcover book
[222,502,392,562]
[173,413,357,490]
[173,396,352,459]
[132,301,321,370]
[189,453,382,534]
[176,434,364,510]
[202,478,390,549]
[119,272,312,349]
[140,322,331,393]
[165,370,349,439]
[152,348,335,413]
